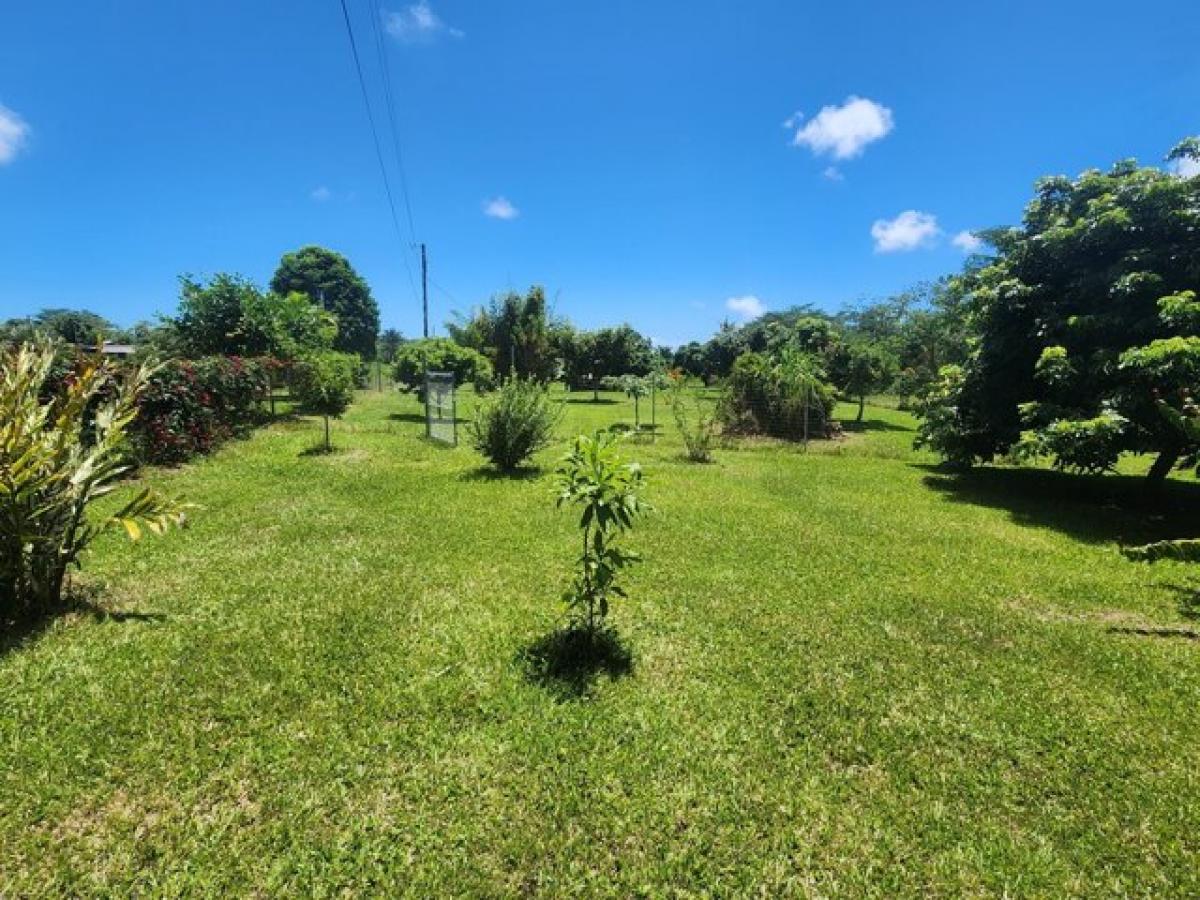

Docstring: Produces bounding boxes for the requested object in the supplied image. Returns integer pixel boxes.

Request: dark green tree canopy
[447,286,560,382]
[377,328,404,364]
[671,341,706,378]
[917,140,1200,481]
[270,246,380,359]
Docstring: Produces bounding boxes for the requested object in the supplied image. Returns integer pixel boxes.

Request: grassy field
[4,388,1200,896]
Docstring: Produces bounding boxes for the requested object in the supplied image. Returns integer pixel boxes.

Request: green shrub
[1,341,187,620]
[469,378,562,471]
[554,432,651,630]
[718,349,836,440]
[291,351,359,451]
[670,378,718,462]
[392,339,493,394]
[131,355,271,465]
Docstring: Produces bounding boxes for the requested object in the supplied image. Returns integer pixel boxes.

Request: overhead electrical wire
[429,276,462,309]
[335,0,419,303]
[366,0,420,249]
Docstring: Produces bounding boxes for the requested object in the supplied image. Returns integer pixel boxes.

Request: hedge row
[130,356,278,464]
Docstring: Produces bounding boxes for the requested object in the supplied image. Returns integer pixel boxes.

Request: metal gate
[424,371,457,446]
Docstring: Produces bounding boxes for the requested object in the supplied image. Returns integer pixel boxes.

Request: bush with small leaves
[469,378,561,471]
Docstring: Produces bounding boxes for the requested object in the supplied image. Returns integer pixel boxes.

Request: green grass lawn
[5,389,1200,895]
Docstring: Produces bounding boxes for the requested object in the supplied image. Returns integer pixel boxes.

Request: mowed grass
[4,388,1200,896]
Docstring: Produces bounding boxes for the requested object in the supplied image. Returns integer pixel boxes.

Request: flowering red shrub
[131,356,272,464]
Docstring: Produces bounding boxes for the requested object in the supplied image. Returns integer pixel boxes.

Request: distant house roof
[99,342,136,356]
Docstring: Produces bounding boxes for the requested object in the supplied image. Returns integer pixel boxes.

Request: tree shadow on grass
[1139,581,1200,621]
[299,444,340,457]
[519,623,634,700]
[1,583,165,659]
[388,412,469,425]
[918,464,1200,546]
[1106,625,1200,641]
[459,465,543,482]
[563,398,619,405]
[840,416,912,434]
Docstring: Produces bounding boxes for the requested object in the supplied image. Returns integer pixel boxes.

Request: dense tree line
[0,308,152,348]
[446,286,656,388]
[1,246,384,367]
[669,286,969,405]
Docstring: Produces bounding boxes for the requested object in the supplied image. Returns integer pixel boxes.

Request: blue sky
[1,1,1196,347]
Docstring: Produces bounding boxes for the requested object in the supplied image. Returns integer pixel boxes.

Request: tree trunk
[1146,447,1181,486]
[324,416,331,452]
[857,395,865,422]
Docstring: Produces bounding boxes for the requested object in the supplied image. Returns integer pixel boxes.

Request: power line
[335,0,419,303]
[366,0,419,248]
[364,0,426,318]
[428,275,462,308]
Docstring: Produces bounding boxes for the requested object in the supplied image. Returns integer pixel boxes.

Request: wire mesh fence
[425,371,457,446]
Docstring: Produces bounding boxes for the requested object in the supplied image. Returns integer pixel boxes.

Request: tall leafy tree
[671,341,706,378]
[830,341,898,422]
[270,246,380,358]
[447,286,558,381]
[377,328,404,364]
[917,140,1200,483]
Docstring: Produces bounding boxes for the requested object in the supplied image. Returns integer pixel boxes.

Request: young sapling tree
[554,431,651,630]
[291,350,358,451]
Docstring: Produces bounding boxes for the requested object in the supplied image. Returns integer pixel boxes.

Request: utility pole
[420,242,429,339]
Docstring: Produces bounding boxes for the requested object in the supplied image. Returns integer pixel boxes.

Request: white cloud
[0,104,30,165]
[952,230,982,252]
[726,295,765,320]
[871,210,940,253]
[822,166,844,182]
[1169,156,1200,178]
[789,96,894,160]
[310,186,332,202]
[483,196,519,220]
[384,2,463,42]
